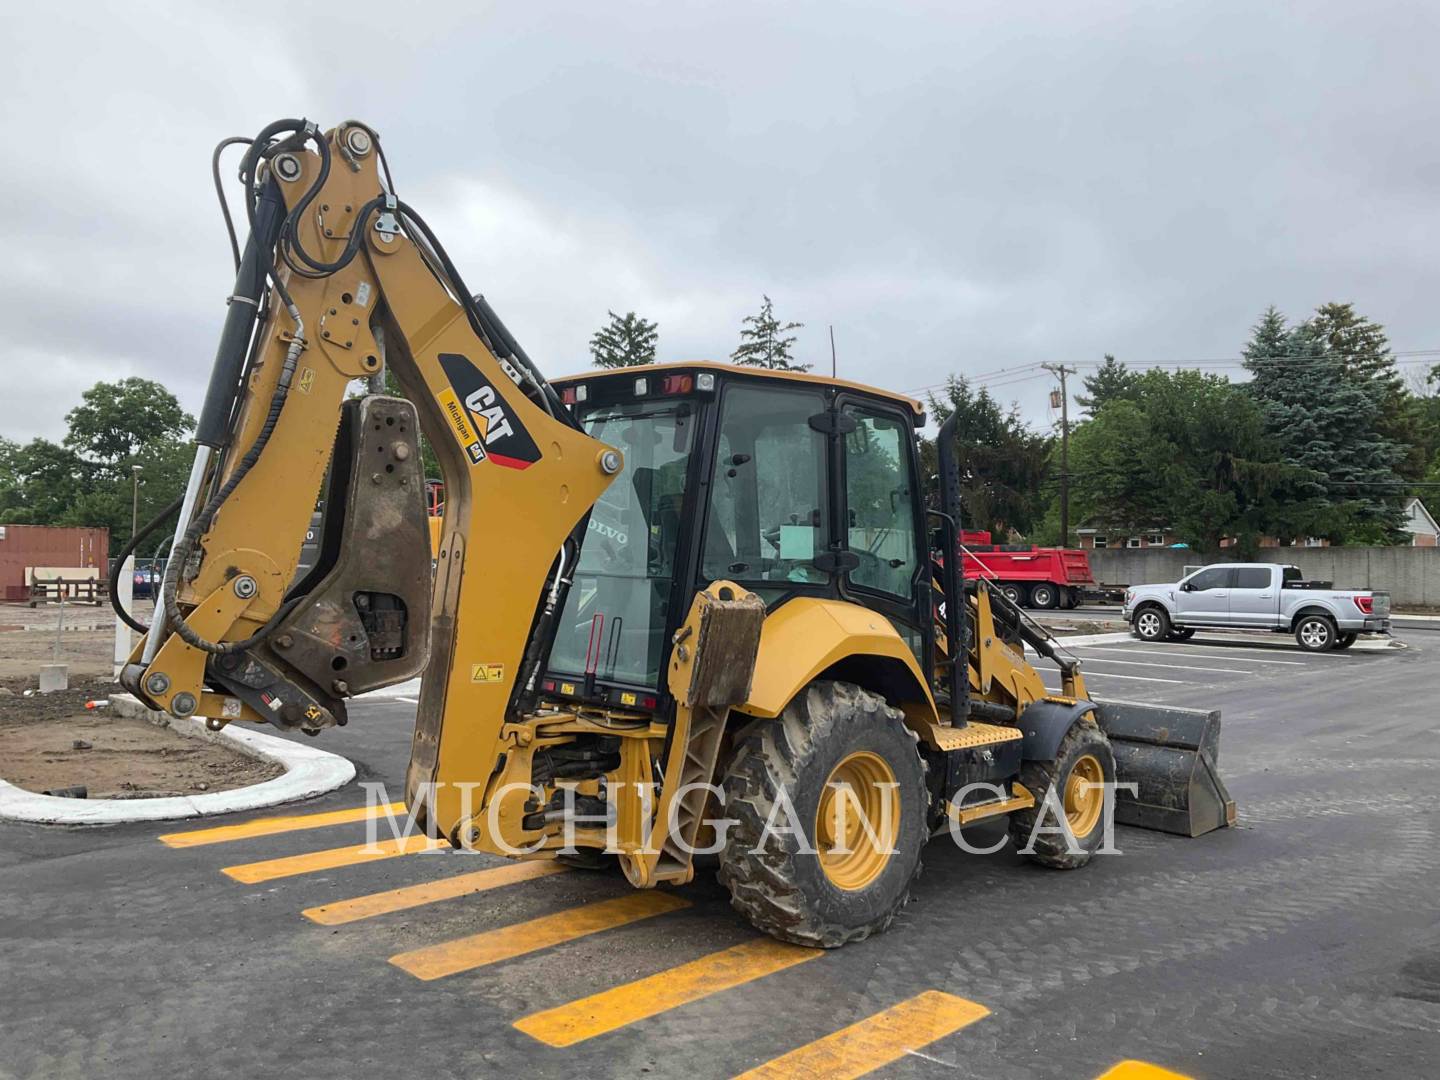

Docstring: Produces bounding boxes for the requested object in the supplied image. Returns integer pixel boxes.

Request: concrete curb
[1026,631,1134,652]
[0,694,355,826]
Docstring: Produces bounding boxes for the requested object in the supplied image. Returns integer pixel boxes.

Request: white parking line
[1072,644,1306,665]
[1054,669,1185,684]
[1068,657,1251,675]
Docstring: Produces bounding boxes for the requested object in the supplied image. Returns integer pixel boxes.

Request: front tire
[1133,605,1170,642]
[1295,614,1338,653]
[718,681,928,948]
[1009,721,1116,869]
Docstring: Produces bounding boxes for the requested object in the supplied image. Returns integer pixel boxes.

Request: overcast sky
[5,1,1440,443]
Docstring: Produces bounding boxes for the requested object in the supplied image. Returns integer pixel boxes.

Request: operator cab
[543,362,929,713]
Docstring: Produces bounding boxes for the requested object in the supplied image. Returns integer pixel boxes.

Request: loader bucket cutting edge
[1092,700,1237,837]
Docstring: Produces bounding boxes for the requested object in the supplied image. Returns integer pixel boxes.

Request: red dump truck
[959,530,1096,609]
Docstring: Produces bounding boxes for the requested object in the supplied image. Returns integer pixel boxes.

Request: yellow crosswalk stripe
[159,802,408,848]
[514,938,821,1048]
[1096,1062,1194,1079]
[390,891,689,980]
[222,833,448,884]
[303,860,569,925]
[732,990,989,1079]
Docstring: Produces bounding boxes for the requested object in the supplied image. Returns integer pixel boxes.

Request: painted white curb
[0,695,355,826]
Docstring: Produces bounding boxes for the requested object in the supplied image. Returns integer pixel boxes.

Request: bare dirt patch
[0,599,152,682]
[0,683,282,799]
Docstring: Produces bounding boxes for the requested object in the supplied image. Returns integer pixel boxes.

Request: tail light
[1353,595,1374,615]
[660,374,694,395]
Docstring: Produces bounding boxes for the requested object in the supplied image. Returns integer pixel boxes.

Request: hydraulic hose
[109,495,183,633]
[159,303,307,655]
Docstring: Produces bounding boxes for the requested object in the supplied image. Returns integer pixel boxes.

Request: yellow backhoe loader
[117,118,1233,947]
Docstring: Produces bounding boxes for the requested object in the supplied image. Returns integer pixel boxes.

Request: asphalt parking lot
[2,629,1437,1080]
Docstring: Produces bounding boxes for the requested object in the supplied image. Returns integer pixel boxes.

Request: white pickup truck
[1123,563,1391,652]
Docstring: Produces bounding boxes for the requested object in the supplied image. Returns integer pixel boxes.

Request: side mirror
[1180,582,1194,593]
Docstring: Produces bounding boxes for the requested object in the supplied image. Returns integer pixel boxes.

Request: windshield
[548,401,696,690]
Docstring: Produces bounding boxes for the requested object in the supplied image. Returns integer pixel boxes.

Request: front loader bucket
[1092,700,1237,837]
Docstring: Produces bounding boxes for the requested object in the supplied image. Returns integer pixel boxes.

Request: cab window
[842,405,917,599]
[701,384,829,585]
[1232,567,1272,589]
[1187,567,1233,591]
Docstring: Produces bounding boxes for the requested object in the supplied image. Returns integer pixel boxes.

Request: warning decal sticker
[471,663,505,684]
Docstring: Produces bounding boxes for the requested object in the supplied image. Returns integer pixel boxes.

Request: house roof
[1403,496,1440,535]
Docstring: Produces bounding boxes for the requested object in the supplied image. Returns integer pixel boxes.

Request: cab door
[1227,565,1278,627]
[1174,566,1234,625]
[837,399,927,667]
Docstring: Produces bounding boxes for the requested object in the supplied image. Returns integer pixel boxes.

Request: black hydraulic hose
[161,313,307,655]
[212,137,252,272]
[393,201,570,425]
[109,495,183,633]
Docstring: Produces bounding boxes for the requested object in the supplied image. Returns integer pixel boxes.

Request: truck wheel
[718,680,928,948]
[999,583,1024,606]
[1029,583,1059,609]
[1295,614,1338,653]
[1334,631,1357,650]
[1132,604,1170,642]
[1008,721,1115,869]
[1167,628,1195,641]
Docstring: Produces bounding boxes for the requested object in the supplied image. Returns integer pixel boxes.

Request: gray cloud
[5,1,1439,442]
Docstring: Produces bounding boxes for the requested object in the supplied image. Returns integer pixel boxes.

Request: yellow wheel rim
[1064,753,1105,839]
[816,751,900,891]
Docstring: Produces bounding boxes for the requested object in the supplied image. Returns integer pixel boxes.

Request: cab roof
[551,360,926,420]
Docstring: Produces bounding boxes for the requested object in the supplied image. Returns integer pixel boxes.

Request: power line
[903,349,1440,398]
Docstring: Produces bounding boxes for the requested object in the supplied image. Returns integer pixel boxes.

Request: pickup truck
[1123,563,1391,652]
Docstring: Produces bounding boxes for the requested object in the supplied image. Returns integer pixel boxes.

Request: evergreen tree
[923,375,1053,536]
[1303,302,1422,476]
[1074,354,1140,416]
[731,295,809,371]
[1243,310,1407,540]
[589,310,659,369]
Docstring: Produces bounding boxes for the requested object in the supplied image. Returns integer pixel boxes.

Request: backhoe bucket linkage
[1092,700,1236,838]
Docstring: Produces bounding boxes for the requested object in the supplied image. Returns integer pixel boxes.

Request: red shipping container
[0,524,110,602]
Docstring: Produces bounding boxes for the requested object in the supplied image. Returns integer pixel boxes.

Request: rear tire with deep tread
[717,680,928,948]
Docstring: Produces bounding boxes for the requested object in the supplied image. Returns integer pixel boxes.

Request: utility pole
[829,325,837,378]
[1043,364,1075,545]
[130,464,143,539]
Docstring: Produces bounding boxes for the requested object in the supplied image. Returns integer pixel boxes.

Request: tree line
[6,301,1434,560]
[931,303,1440,553]
[0,378,195,558]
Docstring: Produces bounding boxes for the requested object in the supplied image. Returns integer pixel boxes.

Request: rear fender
[1289,603,1339,631]
[735,597,937,722]
[1016,699,1097,761]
